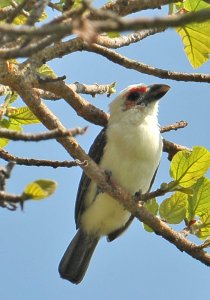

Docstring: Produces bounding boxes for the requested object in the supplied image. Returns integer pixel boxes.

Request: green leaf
[37,64,57,79]
[0,118,22,148]
[23,179,57,200]
[195,211,210,240]
[183,0,209,11]
[143,198,159,232]
[6,106,40,125]
[39,11,48,22]
[187,177,210,221]
[108,82,117,96]
[170,146,210,188]
[13,14,27,25]
[72,0,83,8]
[159,192,188,224]
[175,0,210,68]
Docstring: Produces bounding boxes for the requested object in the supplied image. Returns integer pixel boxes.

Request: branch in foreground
[11,80,210,267]
[0,149,86,168]
[85,44,210,83]
[1,7,210,59]
[1,6,210,38]
[0,127,88,141]
[93,8,210,32]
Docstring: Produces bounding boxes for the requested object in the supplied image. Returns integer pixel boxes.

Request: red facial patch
[127,86,148,95]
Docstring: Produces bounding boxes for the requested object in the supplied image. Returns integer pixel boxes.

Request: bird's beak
[142,84,170,104]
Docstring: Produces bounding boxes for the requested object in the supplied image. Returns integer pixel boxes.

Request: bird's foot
[134,190,143,202]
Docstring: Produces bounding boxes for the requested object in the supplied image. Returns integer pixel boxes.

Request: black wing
[75,127,107,228]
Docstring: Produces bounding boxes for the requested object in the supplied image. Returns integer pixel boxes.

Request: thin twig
[160,121,188,133]
[0,148,87,168]
[0,127,87,141]
[96,28,165,49]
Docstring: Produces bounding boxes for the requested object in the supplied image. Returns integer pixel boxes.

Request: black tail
[58,230,99,284]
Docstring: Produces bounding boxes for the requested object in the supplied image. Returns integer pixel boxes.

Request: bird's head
[109,83,170,125]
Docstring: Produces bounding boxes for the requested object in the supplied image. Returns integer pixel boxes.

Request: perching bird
[59,83,170,284]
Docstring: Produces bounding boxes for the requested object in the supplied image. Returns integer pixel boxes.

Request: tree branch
[0,148,86,168]
[0,127,88,141]
[0,7,210,38]
[36,82,115,100]
[85,43,210,83]
[163,139,191,160]
[1,7,210,59]
[160,121,188,133]
[93,8,210,32]
[96,28,165,49]
[100,0,178,16]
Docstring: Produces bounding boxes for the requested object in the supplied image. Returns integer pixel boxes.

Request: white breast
[81,116,162,237]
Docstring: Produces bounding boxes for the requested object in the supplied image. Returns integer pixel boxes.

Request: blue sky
[1,2,210,300]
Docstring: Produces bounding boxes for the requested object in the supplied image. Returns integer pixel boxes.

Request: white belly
[81,121,162,236]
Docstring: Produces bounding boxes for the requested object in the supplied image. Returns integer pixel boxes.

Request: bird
[58,83,170,284]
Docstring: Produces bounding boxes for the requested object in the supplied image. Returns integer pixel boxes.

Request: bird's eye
[127,91,140,102]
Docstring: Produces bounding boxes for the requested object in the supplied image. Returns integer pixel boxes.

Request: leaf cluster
[174,0,210,68]
[144,146,210,241]
[0,91,40,147]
